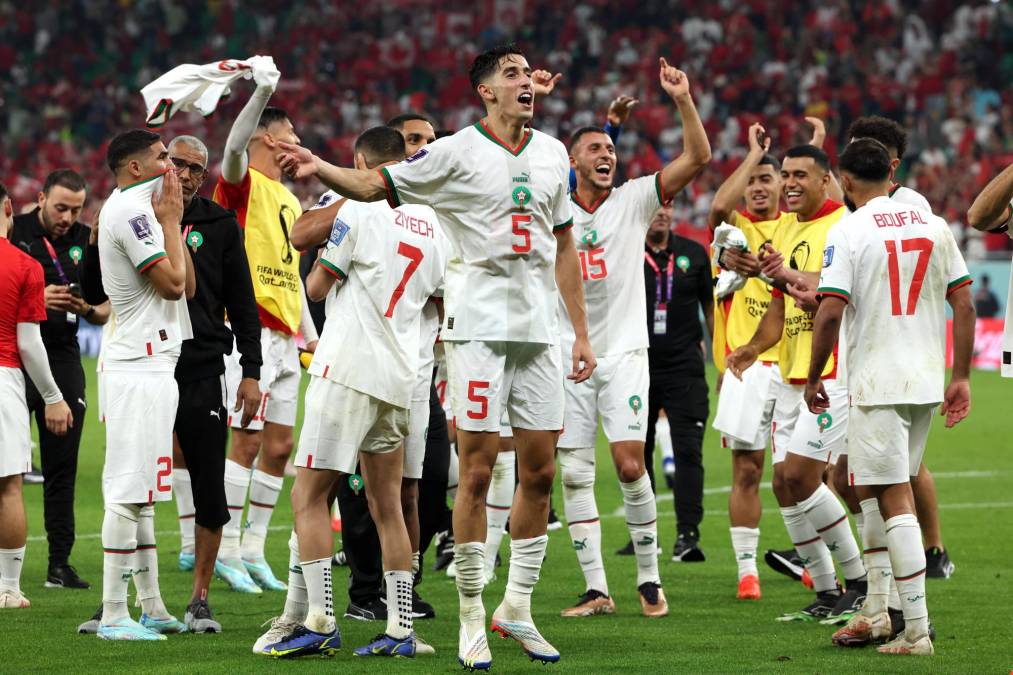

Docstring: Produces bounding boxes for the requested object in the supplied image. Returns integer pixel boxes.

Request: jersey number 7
[384,241,424,318]
[885,237,933,316]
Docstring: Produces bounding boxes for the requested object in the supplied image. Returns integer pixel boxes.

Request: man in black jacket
[79,135,262,634]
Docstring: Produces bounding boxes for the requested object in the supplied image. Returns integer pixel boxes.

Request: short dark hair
[386,113,433,130]
[107,129,161,172]
[469,44,525,90]
[783,145,830,173]
[257,106,290,130]
[846,115,907,160]
[434,129,454,139]
[757,153,781,172]
[0,181,7,203]
[838,138,891,182]
[43,169,87,195]
[354,126,407,168]
[568,126,611,152]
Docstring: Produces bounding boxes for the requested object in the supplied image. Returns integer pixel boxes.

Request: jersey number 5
[385,242,425,318]
[512,214,532,253]
[885,237,933,316]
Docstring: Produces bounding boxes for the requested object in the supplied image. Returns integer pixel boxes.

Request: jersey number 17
[885,237,932,316]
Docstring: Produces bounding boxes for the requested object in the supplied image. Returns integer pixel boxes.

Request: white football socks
[134,504,168,618]
[730,526,760,580]
[780,504,835,592]
[561,447,607,594]
[301,557,335,633]
[484,452,514,577]
[886,513,929,639]
[502,535,548,619]
[455,542,486,620]
[242,469,283,560]
[172,468,195,555]
[798,484,865,582]
[0,546,26,593]
[221,459,251,562]
[385,570,414,639]
[859,498,890,615]
[282,530,308,622]
[101,503,140,623]
[620,473,660,587]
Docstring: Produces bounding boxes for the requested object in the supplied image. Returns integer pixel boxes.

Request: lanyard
[41,236,70,285]
[644,251,674,308]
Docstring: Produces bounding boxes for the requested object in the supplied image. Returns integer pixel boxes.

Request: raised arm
[806,117,843,203]
[657,59,711,201]
[555,227,596,383]
[967,162,1013,232]
[221,65,279,184]
[709,123,769,229]
[277,143,386,203]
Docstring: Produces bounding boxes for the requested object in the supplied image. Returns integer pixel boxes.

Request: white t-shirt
[559,174,664,356]
[380,123,573,344]
[818,196,970,405]
[309,199,450,408]
[98,175,193,368]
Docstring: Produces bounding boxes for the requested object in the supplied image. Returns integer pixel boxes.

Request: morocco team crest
[628,395,643,414]
[817,412,832,432]
[512,185,532,207]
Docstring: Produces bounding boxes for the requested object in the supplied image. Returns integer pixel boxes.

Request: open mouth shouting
[517,91,533,109]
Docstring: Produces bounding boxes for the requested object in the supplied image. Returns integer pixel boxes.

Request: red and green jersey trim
[571,190,611,214]
[553,218,574,232]
[136,251,167,273]
[946,275,972,296]
[817,286,850,302]
[319,258,347,280]
[474,121,533,156]
[655,172,667,205]
[121,170,169,192]
[378,167,402,209]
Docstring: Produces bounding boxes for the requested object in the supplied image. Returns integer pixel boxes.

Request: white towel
[141,55,280,127]
[712,362,775,444]
[712,222,748,299]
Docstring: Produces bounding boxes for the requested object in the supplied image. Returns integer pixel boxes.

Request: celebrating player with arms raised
[277,44,594,670]
[557,59,710,619]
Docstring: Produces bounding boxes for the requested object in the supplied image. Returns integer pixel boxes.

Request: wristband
[84,305,95,319]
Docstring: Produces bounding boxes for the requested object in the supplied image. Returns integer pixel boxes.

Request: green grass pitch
[5,360,1012,672]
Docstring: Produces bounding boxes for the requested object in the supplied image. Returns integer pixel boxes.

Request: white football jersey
[558,174,664,356]
[98,174,193,366]
[818,196,970,405]
[380,123,573,344]
[309,200,450,408]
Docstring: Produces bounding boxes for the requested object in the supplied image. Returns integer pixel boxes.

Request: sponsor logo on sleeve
[823,245,834,268]
[405,148,429,163]
[329,218,350,246]
[129,214,153,240]
[314,193,335,209]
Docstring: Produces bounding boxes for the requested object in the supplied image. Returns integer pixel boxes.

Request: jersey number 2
[885,237,933,316]
[385,242,424,318]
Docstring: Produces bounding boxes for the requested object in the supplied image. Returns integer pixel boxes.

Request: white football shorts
[101,367,178,504]
[224,327,300,430]
[558,348,649,448]
[785,380,849,465]
[0,367,31,478]
[846,403,935,486]
[445,340,564,433]
[295,376,409,474]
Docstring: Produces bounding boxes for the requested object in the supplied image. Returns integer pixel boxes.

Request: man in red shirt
[0,181,72,609]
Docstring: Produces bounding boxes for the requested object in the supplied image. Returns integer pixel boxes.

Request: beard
[646,228,667,245]
[843,194,857,212]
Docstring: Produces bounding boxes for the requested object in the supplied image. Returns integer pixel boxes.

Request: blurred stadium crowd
[1,0,1010,256]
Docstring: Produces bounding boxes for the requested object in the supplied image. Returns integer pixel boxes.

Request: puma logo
[209,409,220,419]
